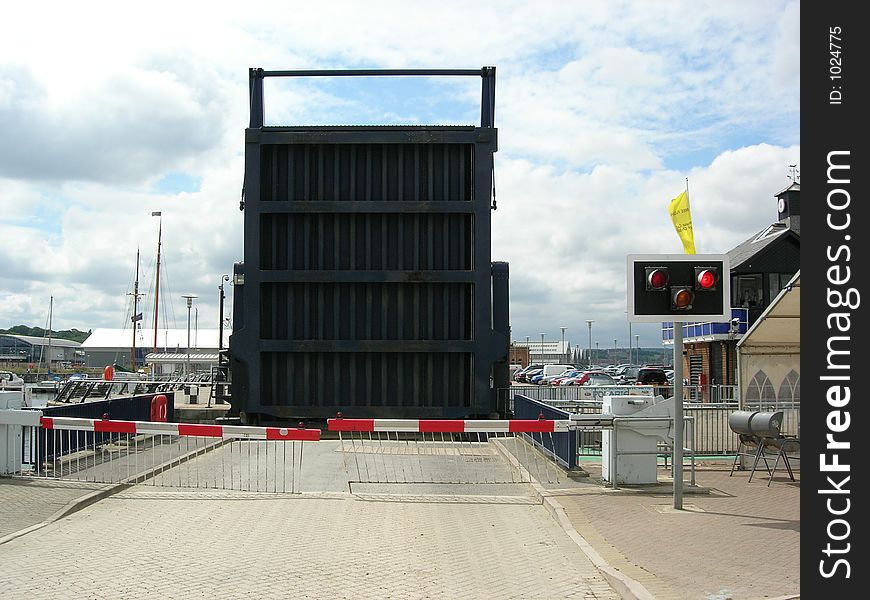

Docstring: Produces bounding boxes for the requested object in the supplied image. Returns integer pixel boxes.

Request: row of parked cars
[512,363,672,387]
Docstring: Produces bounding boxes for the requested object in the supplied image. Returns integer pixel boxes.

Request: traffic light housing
[627,254,730,322]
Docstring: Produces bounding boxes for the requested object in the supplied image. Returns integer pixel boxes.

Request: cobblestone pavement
[2,436,801,600]
[552,459,800,600]
[0,478,106,539]
[0,487,620,599]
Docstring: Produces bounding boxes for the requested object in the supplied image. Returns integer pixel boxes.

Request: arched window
[778,370,800,406]
[746,370,776,409]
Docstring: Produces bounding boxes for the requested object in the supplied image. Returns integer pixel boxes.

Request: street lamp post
[540,333,545,364]
[182,295,197,378]
[635,334,640,364]
[560,326,567,363]
[585,320,594,369]
[525,336,530,367]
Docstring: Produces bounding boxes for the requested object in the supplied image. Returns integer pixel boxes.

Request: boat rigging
[127,247,145,370]
[152,211,163,354]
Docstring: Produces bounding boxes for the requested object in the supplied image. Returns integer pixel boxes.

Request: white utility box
[601,393,674,484]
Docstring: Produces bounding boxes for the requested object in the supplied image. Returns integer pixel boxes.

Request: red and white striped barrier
[327,418,569,433]
[39,416,321,441]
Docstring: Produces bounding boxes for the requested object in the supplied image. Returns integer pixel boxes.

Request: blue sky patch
[155,172,202,194]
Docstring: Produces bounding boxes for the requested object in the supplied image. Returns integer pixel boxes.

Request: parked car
[529,372,546,385]
[582,372,618,386]
[540,364,575,378]
[514,363,544,382]
[549,369,585,386]
[635,367,669,386]
[615,366,641,384]
[522,368,544,384]
[563,371,617,386]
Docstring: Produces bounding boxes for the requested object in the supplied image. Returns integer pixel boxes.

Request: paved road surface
[0,487,619,599]
[1,436,620,599]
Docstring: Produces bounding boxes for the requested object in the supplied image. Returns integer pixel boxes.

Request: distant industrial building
[512,340,571,365]
[81,328,227,375]
[0,334,82,367]
[508,344,531,369]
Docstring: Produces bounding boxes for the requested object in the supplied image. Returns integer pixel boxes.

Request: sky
[0,0,800,356]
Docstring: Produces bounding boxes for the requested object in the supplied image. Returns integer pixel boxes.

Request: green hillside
[0,324,91,344]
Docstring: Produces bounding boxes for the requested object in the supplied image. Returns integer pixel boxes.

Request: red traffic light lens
[698,270,715,289]
[672,287,694,310]
[650,270,667,288]
[695,268,718,290]
[645,267,669,290]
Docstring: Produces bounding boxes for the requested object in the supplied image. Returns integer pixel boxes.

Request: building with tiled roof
[663,181,800,402]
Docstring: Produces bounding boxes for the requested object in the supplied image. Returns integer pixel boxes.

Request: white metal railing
[326,417,567,489]
[7,414,569,494]
[18,416,319,493]
[502,385,798,455]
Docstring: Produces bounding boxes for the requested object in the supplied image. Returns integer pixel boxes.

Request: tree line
[0,324,91,343]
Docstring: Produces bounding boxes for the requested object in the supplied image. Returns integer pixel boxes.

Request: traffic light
[627,254,730,322]
[694,267,718,291]
[645,267,669,291]
[671,286,694,310]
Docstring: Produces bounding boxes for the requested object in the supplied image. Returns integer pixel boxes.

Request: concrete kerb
[0,436,227,546]
[490,437,656,600]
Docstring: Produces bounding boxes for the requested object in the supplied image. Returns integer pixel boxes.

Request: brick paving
[0,487,619,599]
[0,478,106,539]
[1,443,800,599]
[551,459,800,600]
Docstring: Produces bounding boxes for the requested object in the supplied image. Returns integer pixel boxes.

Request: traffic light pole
[627,253,730,511]
[672,324,684,510]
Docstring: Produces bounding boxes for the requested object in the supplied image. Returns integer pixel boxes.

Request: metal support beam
[673,324,684,509]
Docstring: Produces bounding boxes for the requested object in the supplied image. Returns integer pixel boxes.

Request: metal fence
[501,386,798,457]
[500,384,738,407]
[10,415,563,494]
[6,398,799,497]
[327,417,566,490]
[19,417,319,493]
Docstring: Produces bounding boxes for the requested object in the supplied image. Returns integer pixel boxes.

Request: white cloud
[0,0,800,353]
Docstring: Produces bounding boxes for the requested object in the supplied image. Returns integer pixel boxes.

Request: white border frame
[626,253,731,323]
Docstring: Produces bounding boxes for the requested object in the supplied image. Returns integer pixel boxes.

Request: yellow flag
[669,190,696,254]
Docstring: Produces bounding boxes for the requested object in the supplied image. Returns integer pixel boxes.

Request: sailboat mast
[152,212,162,353]
[46,296,53,373]
[132,248,140,370]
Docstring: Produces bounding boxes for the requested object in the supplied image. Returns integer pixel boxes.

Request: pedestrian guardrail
[6,412,571,494]
[501,387,799,456]
[17,416,319,493]
[326,416,568,490]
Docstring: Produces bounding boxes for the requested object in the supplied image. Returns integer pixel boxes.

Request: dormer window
[752,222,787,243]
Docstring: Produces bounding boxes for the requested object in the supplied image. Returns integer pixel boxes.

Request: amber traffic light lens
[672,287,694,310]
